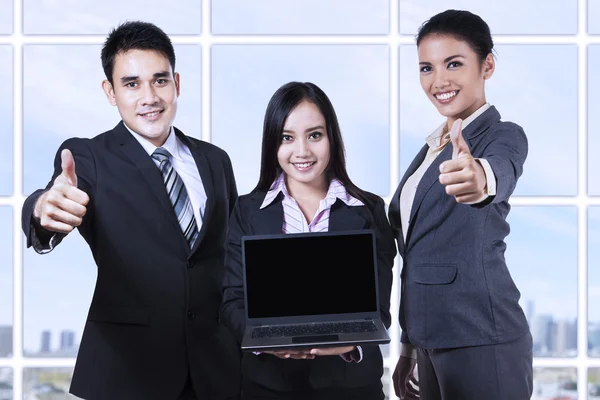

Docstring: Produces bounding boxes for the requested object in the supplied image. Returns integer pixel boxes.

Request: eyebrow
[283,125,325,134]
[120,71,171,83]
[419,54,465,65]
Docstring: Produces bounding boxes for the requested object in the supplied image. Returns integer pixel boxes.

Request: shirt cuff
[400,343,417,359]
[30,223,59,254]
[340,346,363,363]
[465,158,496,204]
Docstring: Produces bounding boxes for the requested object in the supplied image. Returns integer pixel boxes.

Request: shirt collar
[259,173,364,209]
[425,103,491,150]
[125,124,185,160]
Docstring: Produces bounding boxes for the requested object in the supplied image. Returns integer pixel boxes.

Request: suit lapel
[405,106,502,246]
[389,144,428,257]
[116,122,186,242]
[329,200,368,231]
[175,129,215,254]
[250,193,285,235]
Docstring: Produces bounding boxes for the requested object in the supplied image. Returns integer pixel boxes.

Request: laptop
[240,229,390,352]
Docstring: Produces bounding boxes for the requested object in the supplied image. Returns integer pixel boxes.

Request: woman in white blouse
[389,9,533,400]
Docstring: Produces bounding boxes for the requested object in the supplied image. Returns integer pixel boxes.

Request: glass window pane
[0,369,12,400]
[399,45,578,196]
[212,45,390,197]
[589,46,600,195]
[0,0,12,34]
[590,207,600,357]
[23,45,201,356]
[0,46,12,195]
[0,207,12,358]
[590,0,600,34]
[506,206,578,357]
[23,0,202,34]
[590,368,600,398]
[533,368,577,399]
[23,44,201,195]
[212,0,389,35]
[24,368,75,399]
[399,0,577,35]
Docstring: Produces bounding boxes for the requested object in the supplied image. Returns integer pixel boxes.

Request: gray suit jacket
[389,106,530,349]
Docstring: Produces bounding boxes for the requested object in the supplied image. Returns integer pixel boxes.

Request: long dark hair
[254,81,375,206]
[416,9,495,63]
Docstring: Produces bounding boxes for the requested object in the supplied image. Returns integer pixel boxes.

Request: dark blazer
[389,106,530,349]
[220,189,396,392]
[22,122,241,400]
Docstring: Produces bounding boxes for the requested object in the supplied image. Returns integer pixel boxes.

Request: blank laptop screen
[244,232,378,319]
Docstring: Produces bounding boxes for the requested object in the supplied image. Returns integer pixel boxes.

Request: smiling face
[417,34,494,127]
[102,49,180,147]
[277,100,331,193]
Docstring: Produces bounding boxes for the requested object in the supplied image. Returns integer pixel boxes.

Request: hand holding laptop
[262,345,356,359]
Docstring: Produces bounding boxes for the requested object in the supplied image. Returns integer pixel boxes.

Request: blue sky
[0,0,11,34]
[591,0,600,34]
[0,0,596,355]
[590,207,600,323]
[212,0,388,34]
[399,0,577,35]
[590,46,600,195]
[0,207,12,333]
[0,46,12,195]
[22,0,202,34]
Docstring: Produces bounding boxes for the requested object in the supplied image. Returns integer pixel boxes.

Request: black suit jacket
[220,190,396,391]
[22,122,241,400]
[389,106,530,349]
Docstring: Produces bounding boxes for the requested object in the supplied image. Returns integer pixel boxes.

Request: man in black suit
[21,21,241,400]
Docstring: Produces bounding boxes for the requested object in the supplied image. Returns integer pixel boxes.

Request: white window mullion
[577,0,590,396]
[12,0,24,398]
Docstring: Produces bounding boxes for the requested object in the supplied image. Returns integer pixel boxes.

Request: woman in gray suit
[390,9,533,400]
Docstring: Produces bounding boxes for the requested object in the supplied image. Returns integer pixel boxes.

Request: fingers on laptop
[263,350,315,360]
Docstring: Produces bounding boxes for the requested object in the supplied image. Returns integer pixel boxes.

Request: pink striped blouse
[260,173,364,233]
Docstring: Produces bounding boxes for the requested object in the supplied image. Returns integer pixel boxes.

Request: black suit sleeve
[220,198,249,343]
[22,138,96,249]
[371,198,396,329]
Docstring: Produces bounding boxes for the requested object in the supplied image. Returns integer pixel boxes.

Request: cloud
[212,0,388,34]
[23,0,202,34]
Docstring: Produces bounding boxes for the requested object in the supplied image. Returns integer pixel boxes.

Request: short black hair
[101,21,176,85]
[416,10,495,63]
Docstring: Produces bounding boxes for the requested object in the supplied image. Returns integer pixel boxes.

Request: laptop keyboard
[251,320,377,338]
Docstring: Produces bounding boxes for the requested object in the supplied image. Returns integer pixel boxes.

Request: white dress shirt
[127,125,207,228]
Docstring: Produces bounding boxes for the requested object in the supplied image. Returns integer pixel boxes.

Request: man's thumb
[61,149,77,186]
[449,118,469,159]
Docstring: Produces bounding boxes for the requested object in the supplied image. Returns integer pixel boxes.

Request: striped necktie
[152,147,199,249]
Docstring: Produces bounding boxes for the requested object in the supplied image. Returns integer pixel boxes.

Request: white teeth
[435,91,457,100]
[143,111,160,117]
[294,162,314,168]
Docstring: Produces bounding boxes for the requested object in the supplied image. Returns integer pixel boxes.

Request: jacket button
[187,311,195,320]
[186,261,193,269]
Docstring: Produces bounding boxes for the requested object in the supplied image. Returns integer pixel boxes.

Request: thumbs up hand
[33,149,90,234]
[439,119,487,204]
